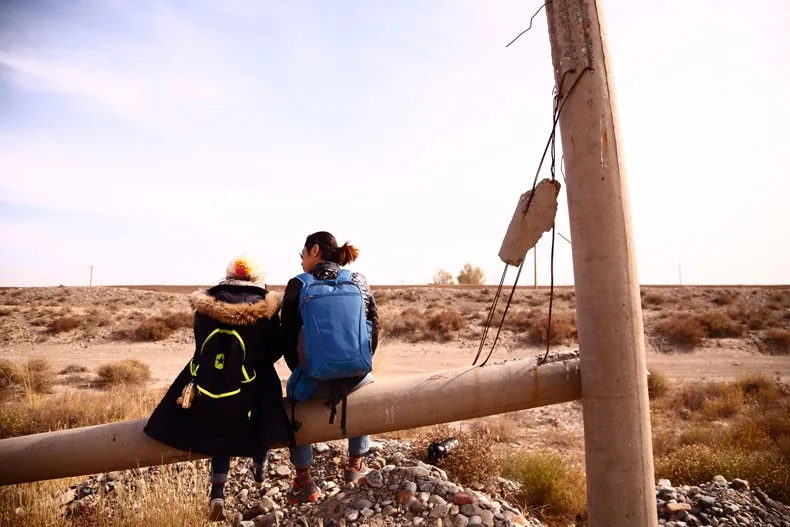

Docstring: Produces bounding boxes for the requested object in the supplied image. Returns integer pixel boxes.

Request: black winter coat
[144,284,293,457]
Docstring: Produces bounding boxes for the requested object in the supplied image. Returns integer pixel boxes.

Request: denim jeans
[290,373,373,468]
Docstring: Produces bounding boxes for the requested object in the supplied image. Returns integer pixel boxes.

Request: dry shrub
[20,358,55,395]
[504,310,534,332]
[1,464,210,527]
[652,425,679,458]
[0,307,13,317]
[159,310,192,330]
[701,384,744,419]
[655,444,790,503]
[672,383,724,413]
[411,423,500,486]
[737,371,781,409]
[399,289,419,302]
[556,291,574,302]
[762,329,790,353]
[0,359,19,401]
[97,359,151,387]
[677,424,716,447]
[426,309,465,341]
[59,364,88,375]
[696,311,743,338]
[0,387,163,438]
[761,409,790,448]
[477,416,516,443]
[655,313,706,347]
[527,297,544,307]
[381,307,425,341]
[501,450,587,522]
[712,292,735,306]
[85,307,111,327]
[46,316,81,334]
[647,367,670,400]
[132,318,172,341]
[526,312,576,345]
[642,292,666,309]
[728,306,776,330]
[112,310,192,342]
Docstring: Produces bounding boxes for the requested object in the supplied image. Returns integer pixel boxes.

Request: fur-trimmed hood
[191,290,282,326]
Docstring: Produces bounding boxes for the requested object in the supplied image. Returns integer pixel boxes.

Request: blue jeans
[290,374,373,468]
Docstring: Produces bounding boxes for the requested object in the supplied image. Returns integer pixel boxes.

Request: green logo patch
[214,353,225,370]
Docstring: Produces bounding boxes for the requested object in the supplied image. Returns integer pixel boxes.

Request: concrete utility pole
[544,2,657,526]
[89,265,93,287]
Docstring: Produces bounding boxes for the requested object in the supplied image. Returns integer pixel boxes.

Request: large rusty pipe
[0,357,580,486]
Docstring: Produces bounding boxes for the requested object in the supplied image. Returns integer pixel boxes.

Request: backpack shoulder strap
[337,269,353,282]
[295,272,315,286]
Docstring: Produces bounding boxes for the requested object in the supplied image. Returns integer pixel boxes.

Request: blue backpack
[286,269,373,434]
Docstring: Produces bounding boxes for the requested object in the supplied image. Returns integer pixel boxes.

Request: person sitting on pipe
[144,254,292,522]
[282,231,379,504]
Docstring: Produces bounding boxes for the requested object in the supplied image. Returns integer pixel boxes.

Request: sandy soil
[2,338,788,389]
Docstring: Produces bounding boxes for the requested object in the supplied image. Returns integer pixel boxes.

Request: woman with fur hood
[144,255,292,522]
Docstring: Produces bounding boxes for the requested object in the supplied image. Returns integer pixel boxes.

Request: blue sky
[1,0,789,287]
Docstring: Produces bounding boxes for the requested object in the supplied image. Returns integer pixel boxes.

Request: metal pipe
[0,356,581,486]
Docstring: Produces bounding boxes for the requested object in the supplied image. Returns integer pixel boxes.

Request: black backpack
[188,328,256,422]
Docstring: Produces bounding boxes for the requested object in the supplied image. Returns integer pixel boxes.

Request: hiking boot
[208,498,227,522]
[287,479,321,504]
[344,462,371,484]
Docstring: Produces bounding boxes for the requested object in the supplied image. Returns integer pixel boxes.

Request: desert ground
[1,284,789,526]
[1,284,789,387]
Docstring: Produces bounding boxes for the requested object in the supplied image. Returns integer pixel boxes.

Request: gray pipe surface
[0,357,581,485]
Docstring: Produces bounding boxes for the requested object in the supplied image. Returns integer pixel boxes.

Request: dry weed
[647,367,670,400]
[60,364,88,375]
[656,444,790,503]
[97,359,151,387]
[411,423,500,486]
[655,313,706,347]
[501,449,587,523]
[526,312,576,345]
[426,309,465,341]
[46,316,81,334]
[111,311,192,342]
[762,329,790,353]
[504,310,534,332]
[381,307,425,342]
[0,359,55,402]
[642,292,667,309]
[696,311,743,338]
[0,387,163,438]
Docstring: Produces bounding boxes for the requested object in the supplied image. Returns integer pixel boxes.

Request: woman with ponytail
[281,231,379,503]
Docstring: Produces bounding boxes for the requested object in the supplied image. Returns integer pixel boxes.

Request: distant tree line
[432,264,485,285]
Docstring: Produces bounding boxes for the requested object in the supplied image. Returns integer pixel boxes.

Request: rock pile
[53,438,543,527]
[48,440,790,527]
[228,439,541,527]
[655,476,790,527]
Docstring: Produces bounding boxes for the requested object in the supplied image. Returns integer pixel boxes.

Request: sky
[1,0,788,287]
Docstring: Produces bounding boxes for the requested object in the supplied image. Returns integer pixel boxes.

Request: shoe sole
[287,491,322,505]
[208,499,227,522]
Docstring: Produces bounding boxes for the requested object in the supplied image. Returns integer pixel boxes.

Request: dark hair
[304,231,359,266]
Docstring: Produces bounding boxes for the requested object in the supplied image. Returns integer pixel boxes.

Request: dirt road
[2,339,788,389]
